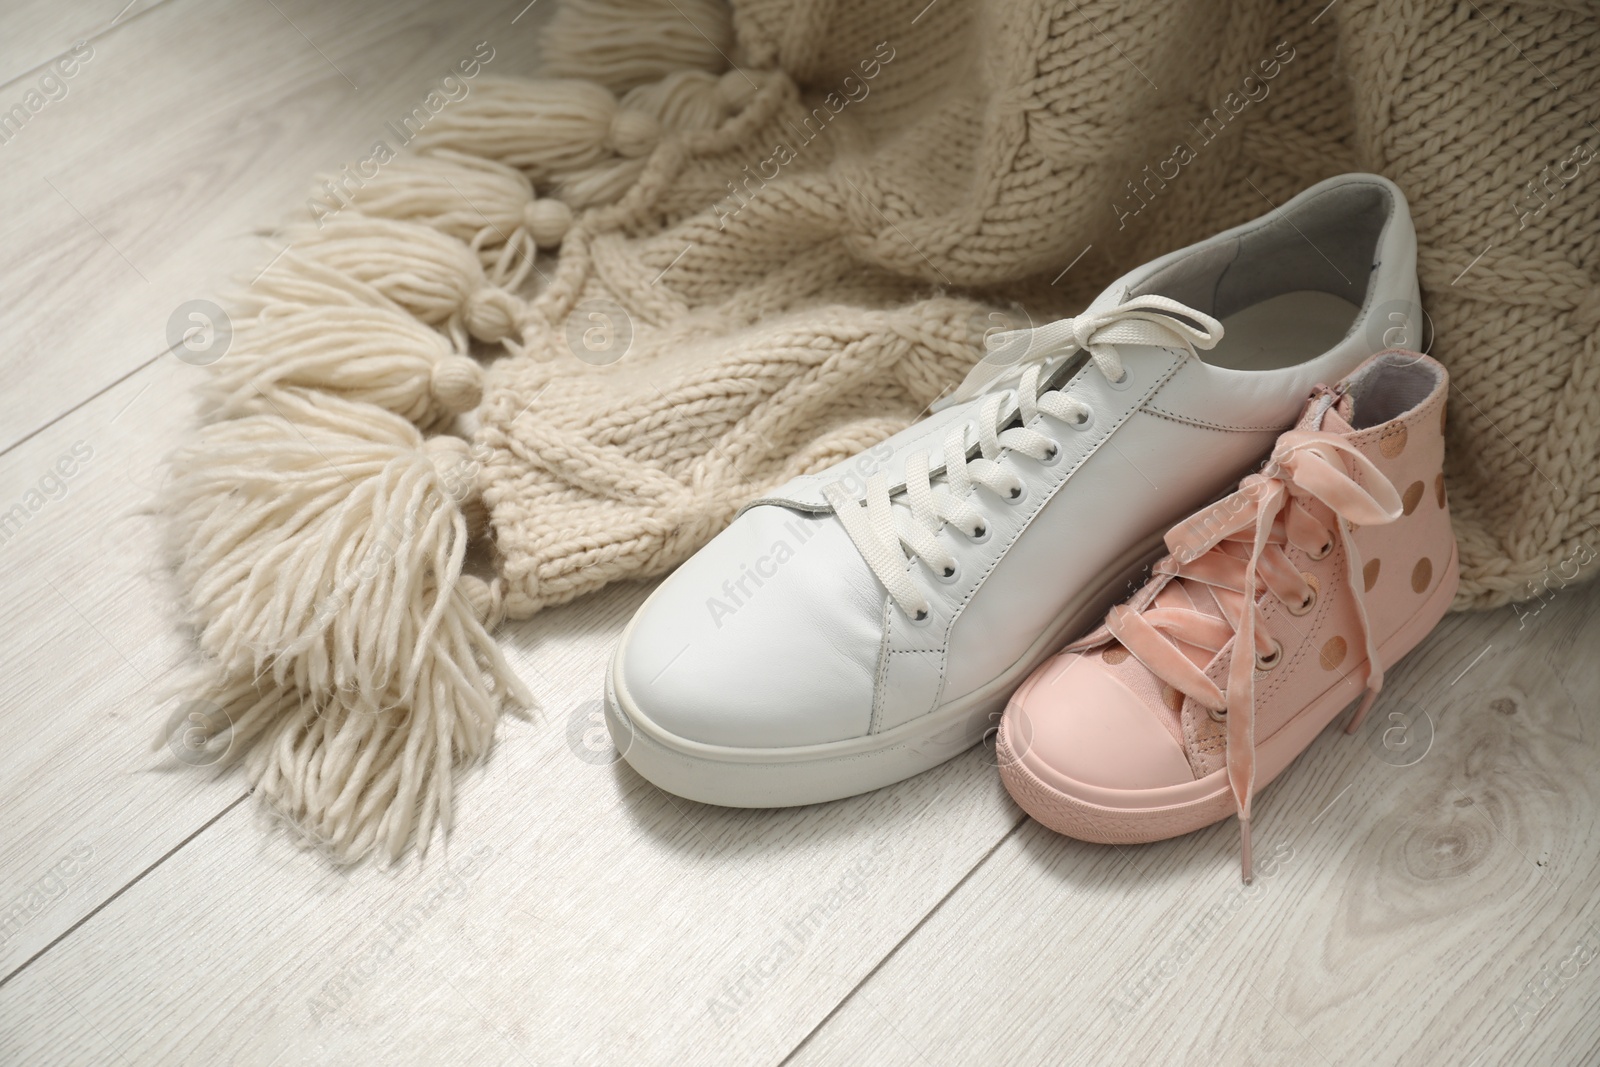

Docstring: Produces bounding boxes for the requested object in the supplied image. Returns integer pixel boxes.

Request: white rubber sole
[604,535,1168,808]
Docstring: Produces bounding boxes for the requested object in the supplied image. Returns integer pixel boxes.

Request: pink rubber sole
[998,545,1460,845]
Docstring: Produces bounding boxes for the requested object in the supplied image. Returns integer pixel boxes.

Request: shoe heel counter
[1352,369,1457,640]
[1365,175,1423,354]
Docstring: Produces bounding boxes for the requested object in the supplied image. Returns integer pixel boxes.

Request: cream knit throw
[162,0,1600,860]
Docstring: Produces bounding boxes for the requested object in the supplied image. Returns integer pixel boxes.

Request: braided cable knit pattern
[478,0,1599,615]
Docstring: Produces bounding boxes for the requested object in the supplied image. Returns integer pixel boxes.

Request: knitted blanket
[162,0,1600,860]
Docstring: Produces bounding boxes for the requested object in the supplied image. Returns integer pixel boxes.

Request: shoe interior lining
[1212,290,1360,371]
[1345,352,1443,428]
[1129,182,1393,372]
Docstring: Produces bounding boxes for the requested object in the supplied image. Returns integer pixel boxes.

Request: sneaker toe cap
[1005,653,1193,792]
[615,506,883,749]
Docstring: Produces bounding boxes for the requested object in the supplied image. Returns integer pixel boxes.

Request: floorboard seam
[0,353,163,461]
[774,811,1030,1066]
[0,0,179,95]
[0,788,249,992]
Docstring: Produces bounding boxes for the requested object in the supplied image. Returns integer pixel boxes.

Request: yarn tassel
[163,652,508,862]
[282,216,528,347]
[411,65,762,222]
[550,70,752,208]
[161,397,527,861]
[538,0,734,92]
[330,148,574,273]
[411,77,662,183]
[243,251,402,313]
[330,149,533,246]
[155,0,760,867]
[166,400,488,700]
[623,70,737,132]
[207,304,483,427]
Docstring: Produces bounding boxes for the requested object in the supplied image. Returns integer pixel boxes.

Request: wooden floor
[2,3,1598,1064]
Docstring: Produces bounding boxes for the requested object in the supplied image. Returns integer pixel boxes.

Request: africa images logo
[1112,40,1297,230]
[0,40,94,148]
[305,42,496,227]
[709,41,896,230]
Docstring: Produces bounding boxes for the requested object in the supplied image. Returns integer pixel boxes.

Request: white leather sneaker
[606,173,1422,807]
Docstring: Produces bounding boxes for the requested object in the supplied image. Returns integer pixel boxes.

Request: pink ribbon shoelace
[1107,429,1404,881]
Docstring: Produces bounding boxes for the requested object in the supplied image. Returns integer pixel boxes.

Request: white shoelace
[824,295,1225,620]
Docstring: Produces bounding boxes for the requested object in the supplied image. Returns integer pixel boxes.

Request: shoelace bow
[1106,430,1404,881]
[824,296,1224,621]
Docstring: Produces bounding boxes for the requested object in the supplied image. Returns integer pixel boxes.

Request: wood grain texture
[0,1,164,89]
[0,0,547,454]
[0,667,1018,1065]
[0,355,240,977]
[789,585,1600,1067]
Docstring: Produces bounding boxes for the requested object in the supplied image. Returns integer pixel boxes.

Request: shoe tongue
[1329,394,1357,431]
[1121,384,1352,729]
[1146,390,1345,675]
[1296,387,1356,434]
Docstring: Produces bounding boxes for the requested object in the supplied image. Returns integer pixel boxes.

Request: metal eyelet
[1255,639,1283,672]
[1106,369,1134,392]
[1041,441,1062,465]
[968,523,990,543]
[1066,408,1094,432]
[1005,482,1028,505]
[935,561,960,584]
[1208,705,1227,723]
[1308,535,1334,560]
[1287,586,1316,616]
